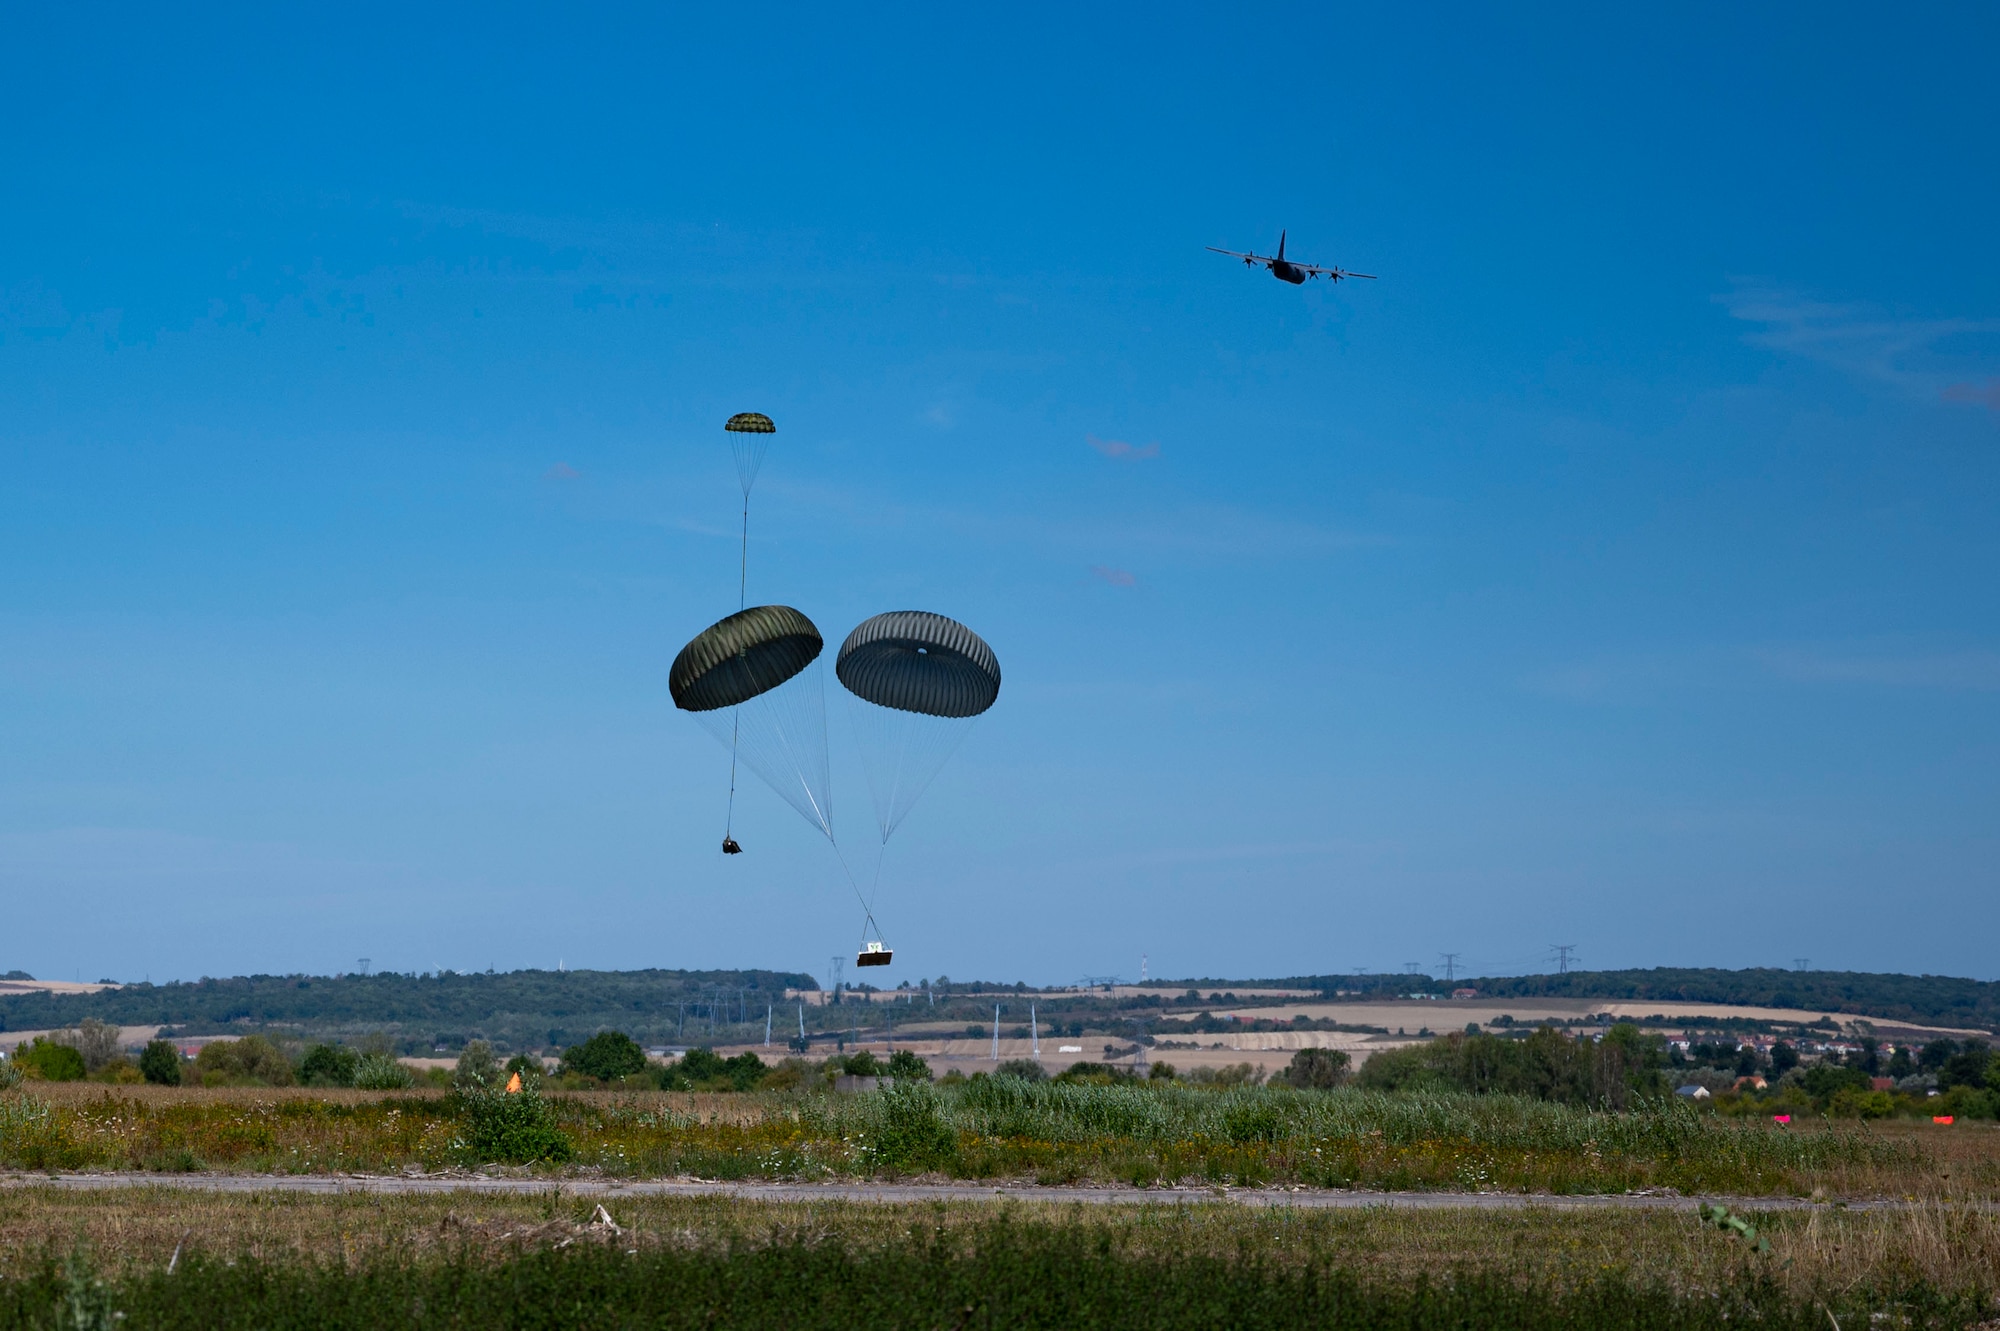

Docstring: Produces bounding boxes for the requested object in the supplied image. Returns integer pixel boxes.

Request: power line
[1551,944,1578,974]
[1439,953,1461,983]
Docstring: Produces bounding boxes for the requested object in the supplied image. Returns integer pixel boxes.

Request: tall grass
[0,1081,1932,1195]
[0,1234,1986,1331]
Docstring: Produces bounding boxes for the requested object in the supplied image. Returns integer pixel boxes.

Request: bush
[994,1059,1046,1081]
[14,1038,86,1082]
[562,1031,647,1082]
[1054,1062,1140,1085]
[887,1050,931,1082]
[1185,1062,1265,1087]
[1149,1062,1177,1081]
[455,1084,571,1164]
[138,1040,183,1086]
[454,1040,500,1089]
[842,1050,884,1078]
[1280,1047,1351,1090]
[194,1037,295,1087]
[352,1053,415,1090]
[0,1058,21,1090]
[867,1082,957,1172]
[297,1044,358,1088]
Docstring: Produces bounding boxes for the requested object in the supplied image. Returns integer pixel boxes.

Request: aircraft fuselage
[1270,261,1307,284]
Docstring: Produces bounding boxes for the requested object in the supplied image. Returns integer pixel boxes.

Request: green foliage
[454,1084,571,1165]
[886,1049,931,1081]
[194,1037,294,1087]
[841,1050,883,1078]
[994,1059,1046,1081]
[453,1040,499,1089]
[351,1054,414,1090]
[504,1054,542,1083]
[1280,1047,1351,1090]
[861,1081,957,1172]
[659,1048,767,1092]
[1800,1063,1872,1101]
[137,1040,183,1086]
[1358,1025,1665,1108]
[15,1038,86,1082]
[562,1031,647,1082]
[2,1235,1965,1331]
[1055,1062,1141,1085]
[0,966,816,1053]
[297,1044,358,1088]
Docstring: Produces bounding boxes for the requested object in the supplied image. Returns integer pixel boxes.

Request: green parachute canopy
[836,611,1001,719]
[671,605,823,713]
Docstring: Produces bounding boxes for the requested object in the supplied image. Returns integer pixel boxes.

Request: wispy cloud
[1718,284,2000,404]
[543,462,580,481]
[1755,648,2000,692]
[1091,565,1137,587]
[1943,379,2000,414]
[1088,434,1160,461]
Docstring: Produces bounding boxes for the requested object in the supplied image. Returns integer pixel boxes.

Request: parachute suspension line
[722,712,740,842]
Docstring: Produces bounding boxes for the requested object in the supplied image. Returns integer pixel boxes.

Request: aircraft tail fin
[1277,229,1286,260]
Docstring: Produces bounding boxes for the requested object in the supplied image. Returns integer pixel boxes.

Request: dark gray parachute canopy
[671,605,823,713]
[836,611,1001,719]
[724,412,775,434]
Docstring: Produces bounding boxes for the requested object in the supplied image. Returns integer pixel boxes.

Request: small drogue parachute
[672,605,833,841]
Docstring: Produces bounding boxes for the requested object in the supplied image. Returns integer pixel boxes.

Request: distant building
[1675,1084,1711,1100]
[1452,988,1478,1000]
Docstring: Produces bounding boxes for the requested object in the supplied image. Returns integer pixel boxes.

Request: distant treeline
[1222,968,2000,1033]
[0,968,815,1054]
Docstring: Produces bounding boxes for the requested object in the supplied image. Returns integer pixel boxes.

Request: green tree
[1280,1047,1351,1090]
[194,1037,294,1086]
[561,1030,647,1082]
[298,1044,359,1087]
[16,1037,86,1081]
[842,1050,884,1078]
[887,1049,931,1081]
[993,1059,1045,1081]
[454,1040,499,1089]
[138,1040,183,1086]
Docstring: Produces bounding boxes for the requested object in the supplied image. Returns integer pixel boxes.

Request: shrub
[887,1050,931,1082]
[504,1053,543,1082]
[352,1054,415,1090]
[994,1059,1046,1081]
[454,1040,500,1089]
[1149,1062,1177,1081]
[195,1037,294,1087]
[15,1039,86,1082]
[1186,1063,1265,1087]
[138,1040,184,1086]
[1055,1062,1140,1085]
[867,1082,957,1172]
[842,1050,884,1078]
[562,1031,647,1082]
[1280,1047,1351,1090]
[454,1084,571,1164]
[0,1059,20,1090]
[297,1044,358,1088]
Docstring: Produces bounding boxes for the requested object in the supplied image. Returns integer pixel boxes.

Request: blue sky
[3,6,1996,987]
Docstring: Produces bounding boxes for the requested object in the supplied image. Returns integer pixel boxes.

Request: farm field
[0,1186,1995,1328]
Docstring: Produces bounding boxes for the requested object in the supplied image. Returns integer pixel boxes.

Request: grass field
[0,1188,1996,1328]
[5,1081,1995,1201]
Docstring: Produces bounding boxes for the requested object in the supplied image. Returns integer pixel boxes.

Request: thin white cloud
[1090,565,1137,587]
[1718,283,2000,404]
[1755,648,2000,692]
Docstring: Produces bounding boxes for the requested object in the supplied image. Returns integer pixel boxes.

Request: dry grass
[0,1186,1994,1305]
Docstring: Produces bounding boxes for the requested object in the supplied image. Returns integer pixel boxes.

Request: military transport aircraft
[1207,230,1376,285]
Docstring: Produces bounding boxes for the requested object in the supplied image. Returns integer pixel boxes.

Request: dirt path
[0,1173,1962,1212]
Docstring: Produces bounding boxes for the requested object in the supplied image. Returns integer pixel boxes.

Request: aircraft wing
[1206,246,1272,263]
[1296,263,1377,280]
